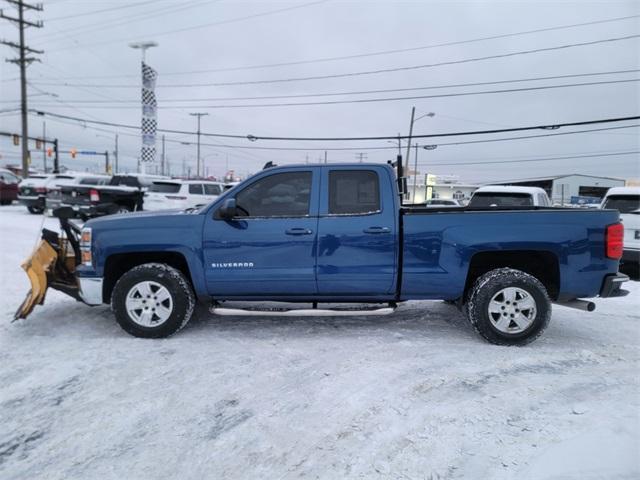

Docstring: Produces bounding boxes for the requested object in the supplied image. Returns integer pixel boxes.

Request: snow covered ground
[0,203,638,480]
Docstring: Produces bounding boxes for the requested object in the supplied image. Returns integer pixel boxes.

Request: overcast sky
[1,0,639,182]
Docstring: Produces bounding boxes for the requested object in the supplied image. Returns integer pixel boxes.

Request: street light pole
[189,112,208,177]
[404,108,435,201]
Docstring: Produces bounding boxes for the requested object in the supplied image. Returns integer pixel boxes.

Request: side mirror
[218,198,237,219]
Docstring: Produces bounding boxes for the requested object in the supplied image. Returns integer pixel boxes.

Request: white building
[490,174,625,205]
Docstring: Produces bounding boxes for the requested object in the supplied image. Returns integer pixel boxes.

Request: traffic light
[12,134,19,146]
[35,139,42,150]
[70,147,77,159]
[47,147,53,157]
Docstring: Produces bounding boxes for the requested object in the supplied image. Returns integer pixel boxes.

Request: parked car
[59,173,166,217]
[16,163,628,346]
[144,179,224,211]
[0,168,20,205]
[600,186,640,270]
[17,174,54,213]
[423,199,460,207]
[45,173,110,214]
[468,186,551,208]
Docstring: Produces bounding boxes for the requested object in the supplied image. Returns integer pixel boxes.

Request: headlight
[80,227,92,266]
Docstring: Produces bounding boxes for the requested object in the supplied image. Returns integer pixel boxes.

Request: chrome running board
[210,305,396,317]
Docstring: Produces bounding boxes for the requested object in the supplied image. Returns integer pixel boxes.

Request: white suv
[144,179,224,211]
[601,186,640,270]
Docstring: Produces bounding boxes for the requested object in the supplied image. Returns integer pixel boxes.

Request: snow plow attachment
[14,207,83,321]
[14,240,58,320]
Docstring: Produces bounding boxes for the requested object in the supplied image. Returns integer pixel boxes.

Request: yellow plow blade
[14,240,58,321]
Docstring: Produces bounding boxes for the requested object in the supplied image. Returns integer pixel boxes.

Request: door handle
[285,228,313,235]
[363,226,391,234]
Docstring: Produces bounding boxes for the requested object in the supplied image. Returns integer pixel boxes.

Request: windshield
[150,182,181,193]
[603,195,640,213]
[469,192,534,207]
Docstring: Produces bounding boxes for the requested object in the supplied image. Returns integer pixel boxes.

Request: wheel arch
[464,250,560,301]
[102,251,194,303]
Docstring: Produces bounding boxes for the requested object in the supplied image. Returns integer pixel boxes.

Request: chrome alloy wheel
[487,287,537,334]
[125,281,173,327]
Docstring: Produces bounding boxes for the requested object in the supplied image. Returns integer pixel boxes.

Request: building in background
[410,174,479,204]
[490,174,625,205]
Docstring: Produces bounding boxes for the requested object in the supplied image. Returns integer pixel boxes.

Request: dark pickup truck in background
[59,174,163,216]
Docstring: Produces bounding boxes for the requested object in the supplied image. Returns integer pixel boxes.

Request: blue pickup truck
[16,163,629,345]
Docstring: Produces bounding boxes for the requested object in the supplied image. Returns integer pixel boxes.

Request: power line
[34,0,215,42]
[422,150,639,166]
[15,69,639,104]
[44,0,158,22]
[26,13,640,80]
[32,34,640,89]
[21,112,640,154]
[44,0,329,52]
[26,78,640,110]
[29,110,640,141]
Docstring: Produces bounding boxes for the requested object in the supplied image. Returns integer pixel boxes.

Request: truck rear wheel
[465,268,551,345]
[111,263,195,338]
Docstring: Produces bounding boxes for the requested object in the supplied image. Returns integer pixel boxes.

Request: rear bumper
[77,276,103,305]
[599,272,630,298]
[18,195,44,208]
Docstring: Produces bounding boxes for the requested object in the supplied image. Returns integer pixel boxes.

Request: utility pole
[114,134,119,174]
[324,150,327,164]
[356,152,367,163]
[52,138,59,173]
[41,120,46,172]
[189,112,208,177]
[161,134,165,176]
[1,0,44,179]
[104,150,109,174]
[412,144,419,202]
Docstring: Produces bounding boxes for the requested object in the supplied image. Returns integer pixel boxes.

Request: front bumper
[78,276,103,305]
[599,272,630,298]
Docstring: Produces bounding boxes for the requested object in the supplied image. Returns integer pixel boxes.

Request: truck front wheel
[465,268,551,345]
[111,263,195,338]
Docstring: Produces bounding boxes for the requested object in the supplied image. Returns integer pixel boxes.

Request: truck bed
[400,207,621,301]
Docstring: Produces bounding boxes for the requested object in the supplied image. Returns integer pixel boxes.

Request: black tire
[111,263,195,338]
[465,268,551,346]
[27,205,44,214]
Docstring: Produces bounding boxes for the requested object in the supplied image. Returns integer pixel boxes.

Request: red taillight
[89,189,100,202]
[606,223,624,259]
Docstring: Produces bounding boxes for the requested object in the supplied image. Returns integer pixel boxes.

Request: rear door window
[151,182,182,194]
[328,170,380,215]
[204,183,222,195]
[189,184,204,195]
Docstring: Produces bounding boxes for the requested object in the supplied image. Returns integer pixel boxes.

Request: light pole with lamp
[404,108,435,200]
